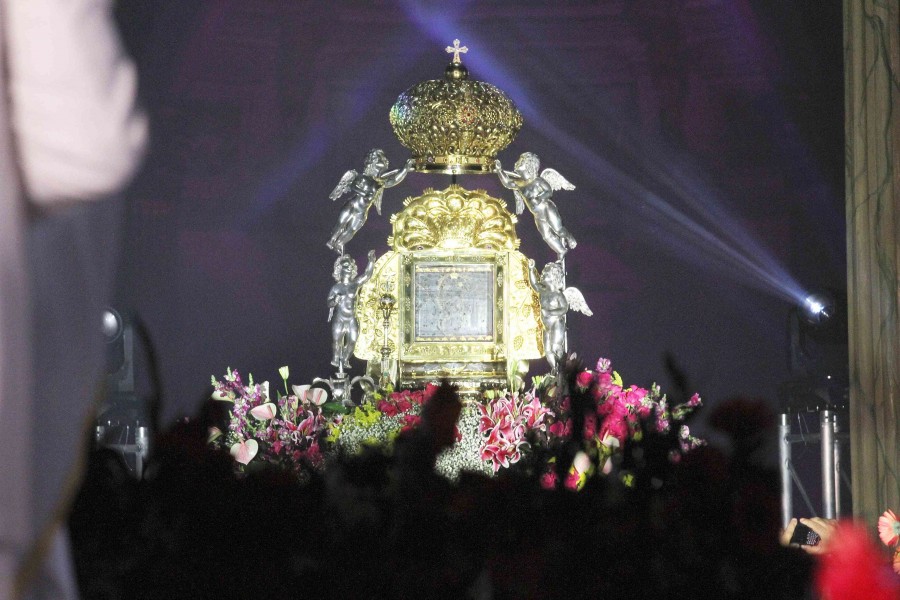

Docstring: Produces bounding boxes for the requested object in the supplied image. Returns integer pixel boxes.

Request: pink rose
[422,383,439,403]
[549,419,572,438]
[595,372,613,396]
[575,370,594,391]
[635,402,653,418]
[540,470,558,490]
[400,414,421,433]
[600,416,627,444]
[596,398,614,417]
[377,400,398,417]
[564,472,582,491]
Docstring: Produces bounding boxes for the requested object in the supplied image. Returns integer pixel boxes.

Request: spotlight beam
[403,9,806,306]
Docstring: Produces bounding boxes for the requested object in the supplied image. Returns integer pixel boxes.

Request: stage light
[97,307,146,478]
[103,308,126,375]
[102,307,134,391]
[801,291,835,325]
[102,308,123,342]
[783,288,848,408]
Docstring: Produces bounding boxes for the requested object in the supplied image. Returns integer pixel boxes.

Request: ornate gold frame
[355,186,542,391]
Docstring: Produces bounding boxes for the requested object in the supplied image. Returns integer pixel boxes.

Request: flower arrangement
[208,366,333,477]
[515,357,703,489]
[208,356,703,486]
[328,386,432,456]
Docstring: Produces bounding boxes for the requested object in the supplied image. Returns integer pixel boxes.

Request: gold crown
[389,42,523,174]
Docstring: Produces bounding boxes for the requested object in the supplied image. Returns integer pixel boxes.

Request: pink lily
[297,412,322,438]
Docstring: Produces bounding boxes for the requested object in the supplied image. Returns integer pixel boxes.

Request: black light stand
[777,291,850,527]
[95,307,150,478]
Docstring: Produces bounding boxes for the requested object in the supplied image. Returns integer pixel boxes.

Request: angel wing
[371,187,384,215]
[540,168,575,192]
[563,287,593,316]
[329,169,357,200]
[513,190,527,215]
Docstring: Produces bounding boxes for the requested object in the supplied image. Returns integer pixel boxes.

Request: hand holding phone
[789,522,821,546]
[782,517,836,555]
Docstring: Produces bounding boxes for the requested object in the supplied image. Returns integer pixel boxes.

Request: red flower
[540,470,558,490]
[597,371,613,393]
[564,471,581,491]
[422,383,439,403]
[399,414,421,433]
[549,418,572,438]
[599,414,628,445]
[377,400,398,417]
[575,370,594,391]
[816,521,900,600]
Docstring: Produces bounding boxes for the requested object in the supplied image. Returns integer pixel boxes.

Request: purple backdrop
[113,0,844,440]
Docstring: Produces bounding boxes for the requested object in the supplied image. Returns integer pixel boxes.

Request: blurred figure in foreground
[0,0,147,598]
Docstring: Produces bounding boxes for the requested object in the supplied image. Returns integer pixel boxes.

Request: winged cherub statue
[328,250,377,371]
[326,150,414,254]
[527,259,592,375]
[495,152,577,260]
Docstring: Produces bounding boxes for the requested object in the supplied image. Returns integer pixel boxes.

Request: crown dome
[389,48,523,175]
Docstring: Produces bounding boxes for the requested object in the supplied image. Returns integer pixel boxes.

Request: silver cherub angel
[328,250,377,371]
[495,152,577,260]
[527,259,592,375]
[326,150,413,254]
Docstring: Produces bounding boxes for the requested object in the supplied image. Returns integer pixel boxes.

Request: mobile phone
[789,522,821,546]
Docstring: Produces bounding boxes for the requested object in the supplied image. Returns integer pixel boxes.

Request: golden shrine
[319,40,588,402]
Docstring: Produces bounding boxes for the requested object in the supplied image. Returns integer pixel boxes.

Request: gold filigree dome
[389,57,523,175]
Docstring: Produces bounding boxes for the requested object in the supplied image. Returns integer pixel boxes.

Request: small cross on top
[445,39,468,64]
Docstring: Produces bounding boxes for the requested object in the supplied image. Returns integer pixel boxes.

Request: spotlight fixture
[97,306,146,478]
[801,291,835,326]
[784,287,848,408]
[102,306,133,392]
[102,307,123,343]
